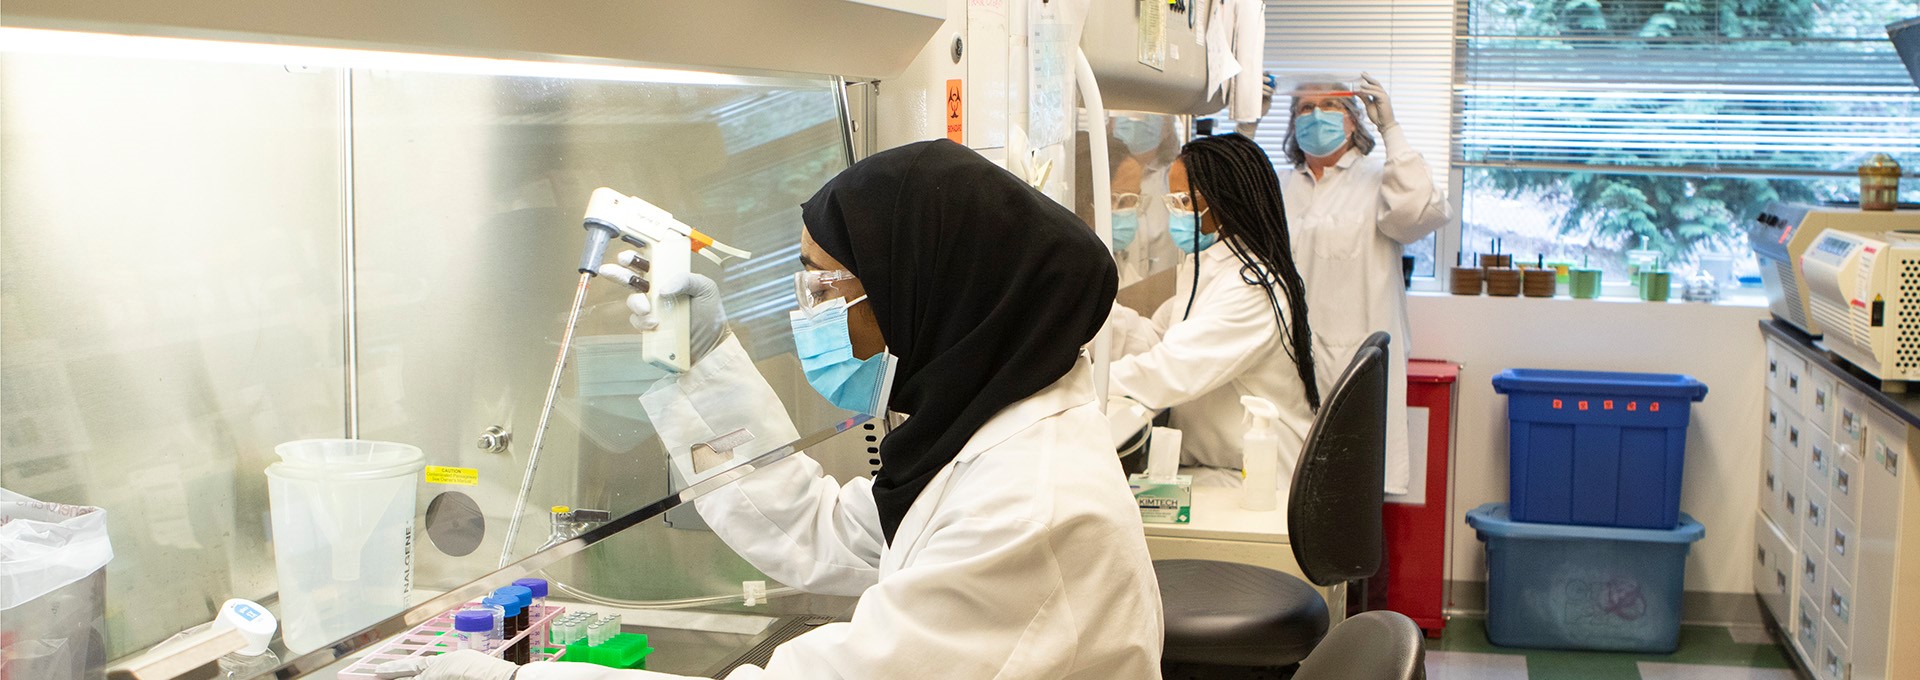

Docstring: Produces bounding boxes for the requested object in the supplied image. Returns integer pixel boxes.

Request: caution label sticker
[425,466,478,486]
[946,79,964,143]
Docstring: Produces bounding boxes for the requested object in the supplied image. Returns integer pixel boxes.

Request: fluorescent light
[0,27,752,86]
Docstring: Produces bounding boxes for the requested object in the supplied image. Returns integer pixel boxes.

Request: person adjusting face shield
[385,140,1161,680]
[1105,133,1321,489]
[1279,73,1451,496]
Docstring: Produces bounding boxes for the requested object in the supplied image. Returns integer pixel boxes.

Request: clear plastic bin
[1467,503,1705,653]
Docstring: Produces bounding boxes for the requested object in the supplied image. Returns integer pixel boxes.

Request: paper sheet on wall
[1205,0,1238,98]
[1137,0,1166,71]
[1028,20,1073,149]
[1195,0,1210,45]
[966,0,1010,149]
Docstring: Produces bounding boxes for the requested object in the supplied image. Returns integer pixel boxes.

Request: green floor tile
[1425,616,1797,677]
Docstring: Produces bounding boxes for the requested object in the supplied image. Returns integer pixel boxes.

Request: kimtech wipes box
[1129,473,1191,524]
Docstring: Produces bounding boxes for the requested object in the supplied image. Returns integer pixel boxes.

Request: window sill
[1407,287,1769,309]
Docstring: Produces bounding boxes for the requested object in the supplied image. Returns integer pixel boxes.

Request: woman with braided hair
[1107,132,1320,488]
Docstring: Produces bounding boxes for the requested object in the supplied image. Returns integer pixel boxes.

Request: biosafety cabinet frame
[0,10,935,679]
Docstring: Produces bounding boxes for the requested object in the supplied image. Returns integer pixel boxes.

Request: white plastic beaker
[266,439,423,653]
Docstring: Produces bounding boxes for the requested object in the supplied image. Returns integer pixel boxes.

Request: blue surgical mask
[1111,210,1140,252]
[788,296,894,415]
[1169,208,1218,254]
[1293,110,1349,158]
[1113,116,1166,155]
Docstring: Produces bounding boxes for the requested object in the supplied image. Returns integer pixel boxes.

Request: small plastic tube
[452,610,494,652]
[512,579,549,618]
[481,596,512,648]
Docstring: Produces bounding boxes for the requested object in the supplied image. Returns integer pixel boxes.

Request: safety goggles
[795,268,860,312]
[1164,191,1199,213]
[1113,192,1144,213]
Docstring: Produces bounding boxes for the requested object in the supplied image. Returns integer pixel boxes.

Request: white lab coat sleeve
[1374,124,1451,245]
[691,457,885,597]
[637,335,884,597]
[1108,276,1281,410]
[725,517,1073,680]
[1105,302,1167,358]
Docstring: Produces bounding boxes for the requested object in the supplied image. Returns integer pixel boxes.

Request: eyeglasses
[795,268,858,311]
[1164,191,1199,213]
[1113,192,1143,213]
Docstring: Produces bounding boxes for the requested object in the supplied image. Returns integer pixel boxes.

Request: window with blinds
[1455,0,1920,281]
[1253,0,1457,278]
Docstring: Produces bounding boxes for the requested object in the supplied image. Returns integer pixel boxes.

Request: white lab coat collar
[950,358,1096,464]
[1293,147,1363,181]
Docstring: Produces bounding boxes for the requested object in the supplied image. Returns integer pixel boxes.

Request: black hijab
[801,139,1119,543]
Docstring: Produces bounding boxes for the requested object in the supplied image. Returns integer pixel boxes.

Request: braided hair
[1178,133,1321,411]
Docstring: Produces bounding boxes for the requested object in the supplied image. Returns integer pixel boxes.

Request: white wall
[1407,293,1768,597]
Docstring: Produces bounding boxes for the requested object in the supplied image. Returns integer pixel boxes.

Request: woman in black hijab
[400,140,1164,680]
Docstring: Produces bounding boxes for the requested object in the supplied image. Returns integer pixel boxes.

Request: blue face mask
[1111,210,1140,251]
[1169,208,1218,254]
[1113,116,1166,155]
[788,296,894,415]
[1293,110,1350,158]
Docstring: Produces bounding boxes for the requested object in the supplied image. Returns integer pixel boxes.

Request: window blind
[1456,0,1920,175]
[1254,0,1457,180]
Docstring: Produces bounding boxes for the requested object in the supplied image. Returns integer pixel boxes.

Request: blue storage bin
[1467,503,1705,653]
[1492,369,1708,529]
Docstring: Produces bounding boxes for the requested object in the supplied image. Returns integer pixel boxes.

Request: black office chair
[1156,342,1390,678]
[1292,611,1426,680]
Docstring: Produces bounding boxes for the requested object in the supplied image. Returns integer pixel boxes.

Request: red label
[1853,299,1868,308]
[1778,226,1793,244]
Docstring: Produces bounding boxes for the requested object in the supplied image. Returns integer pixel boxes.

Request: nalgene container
[265,439,424,653]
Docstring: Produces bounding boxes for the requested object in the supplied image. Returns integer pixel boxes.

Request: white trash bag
[1,487,114,680]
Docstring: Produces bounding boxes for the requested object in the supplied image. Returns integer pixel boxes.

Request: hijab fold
[801,139,1119,543]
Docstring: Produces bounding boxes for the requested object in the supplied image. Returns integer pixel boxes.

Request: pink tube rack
[335,602,568,680]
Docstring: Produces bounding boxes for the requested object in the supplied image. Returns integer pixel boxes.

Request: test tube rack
[334,601,569,680]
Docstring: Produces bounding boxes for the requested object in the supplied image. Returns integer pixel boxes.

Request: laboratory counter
[1758,319,1920,429]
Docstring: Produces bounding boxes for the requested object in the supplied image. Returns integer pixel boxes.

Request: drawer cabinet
[1756,326,1920,680]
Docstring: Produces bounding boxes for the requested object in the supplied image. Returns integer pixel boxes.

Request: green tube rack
[558,633,654,670]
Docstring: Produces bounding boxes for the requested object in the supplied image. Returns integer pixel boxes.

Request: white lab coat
[1105,242,1316,478]
[518,336,1164,680]
[1282,124,1450,495]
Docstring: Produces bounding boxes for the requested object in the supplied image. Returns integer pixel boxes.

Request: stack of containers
[1472,369,1710,653]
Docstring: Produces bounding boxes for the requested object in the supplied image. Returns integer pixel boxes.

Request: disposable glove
[1356,73,1396,131]
[599,262,729,363]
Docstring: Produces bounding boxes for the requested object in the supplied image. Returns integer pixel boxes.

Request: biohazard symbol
[944,79,964,142]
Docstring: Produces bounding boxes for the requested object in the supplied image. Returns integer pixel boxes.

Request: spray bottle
[1239,396,1282,511]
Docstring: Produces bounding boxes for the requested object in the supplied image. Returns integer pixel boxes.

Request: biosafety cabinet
[0,2,954,678]
[1756,321,1920,680]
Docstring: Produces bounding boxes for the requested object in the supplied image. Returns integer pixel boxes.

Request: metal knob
[477,426,512,453]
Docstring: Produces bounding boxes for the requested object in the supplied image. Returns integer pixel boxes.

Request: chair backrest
[1362,330,1391,357]
[1291,611,1426,680]
[1287,344,1388,586]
